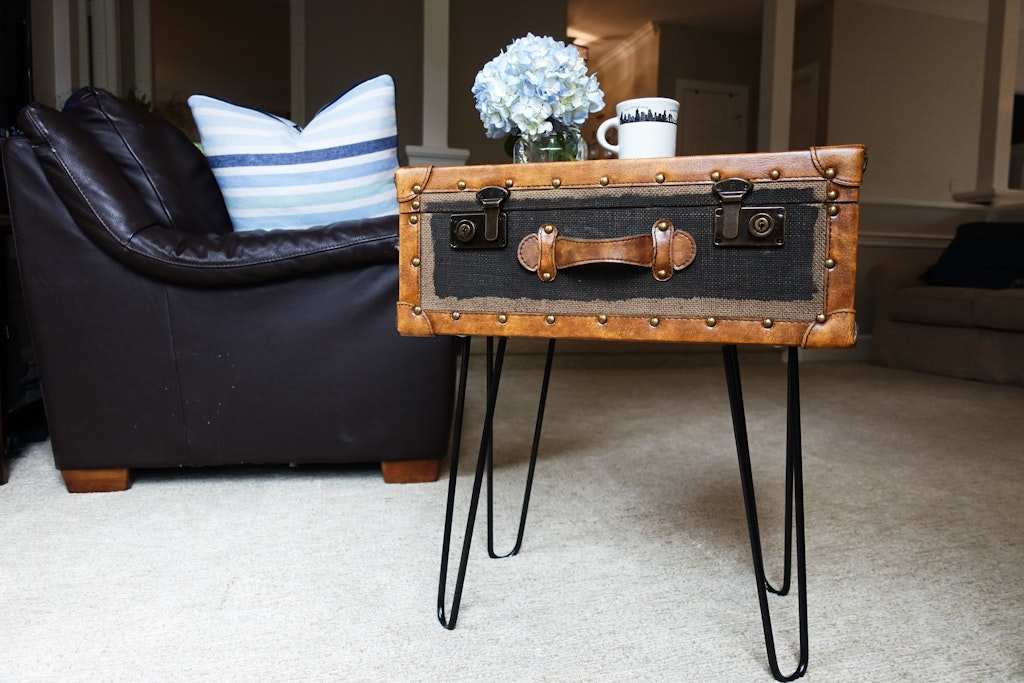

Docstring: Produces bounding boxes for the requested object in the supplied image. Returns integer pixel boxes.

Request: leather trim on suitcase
[396,145,865,349]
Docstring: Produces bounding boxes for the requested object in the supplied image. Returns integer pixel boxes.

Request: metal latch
[450,186,509,250]
[713,178,786,248]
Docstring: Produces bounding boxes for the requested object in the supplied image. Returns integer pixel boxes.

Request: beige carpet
[1,350,1022,682]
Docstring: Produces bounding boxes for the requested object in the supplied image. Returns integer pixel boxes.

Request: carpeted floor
[1,352,1022,682]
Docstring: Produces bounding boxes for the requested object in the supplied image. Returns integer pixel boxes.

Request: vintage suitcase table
[395,145,865,681]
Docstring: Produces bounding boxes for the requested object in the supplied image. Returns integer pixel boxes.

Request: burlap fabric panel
[418,180,827,321]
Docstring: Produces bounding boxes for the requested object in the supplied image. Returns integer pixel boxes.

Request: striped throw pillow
[187,75,399,231]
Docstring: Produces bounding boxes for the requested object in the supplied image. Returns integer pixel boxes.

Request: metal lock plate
[450,213,508,249]
[450,186,509,250]
[712,178,786,248]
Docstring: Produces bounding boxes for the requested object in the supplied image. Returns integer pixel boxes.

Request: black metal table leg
[438,339,808,679]
[438,336,556,629]
[487,338,556,558]
[722,345,808,681]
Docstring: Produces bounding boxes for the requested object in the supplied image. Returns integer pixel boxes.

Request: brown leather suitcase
[395,145,865,349]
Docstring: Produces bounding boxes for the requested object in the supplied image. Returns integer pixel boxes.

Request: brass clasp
[713,177,786,248]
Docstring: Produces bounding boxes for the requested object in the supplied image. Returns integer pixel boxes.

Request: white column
[132,0,152,102]
[757,0,795,152]
[87,0,120,93]
[954,0,1022,204]
[405,0,469,166]
[977,0,1018,193]
[30,0,76,108]
[290,0,306,124]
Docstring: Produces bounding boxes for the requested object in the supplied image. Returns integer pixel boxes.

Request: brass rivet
[816,313,827,324]
[827,189,838,200]
[551,178,561,188]
[597,314,608,325]
[599,176,610,186]
[655,173,666,183]
[411,200,421,211]
[505,179,514,188]
[763,318,774,329]
[656,269,667,279]
[657,221,669,231]
[451,311,461,321]
[711,171,722,182]
[824,167,837,180]
[412,184,423,194]
[542,272,552,281]
[770,169,781,180]
[411,257,420,267]
[545,315,556,325]
[412,306,422,315]
[706,317,718,327]
[650,317,660,327]
[457,181,467,190]
[498,314,507,324]
[828,205,839,217]
[409,215,418,224]
[543,224,554,234]
[825,258,836,268]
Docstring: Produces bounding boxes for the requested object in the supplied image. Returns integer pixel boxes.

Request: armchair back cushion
[62,87,233,236]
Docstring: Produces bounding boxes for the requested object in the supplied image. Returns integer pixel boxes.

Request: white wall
[826,1,1002,334]
[829,1,987,206]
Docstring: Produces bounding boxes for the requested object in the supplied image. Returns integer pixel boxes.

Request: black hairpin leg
[438,336,556,629]
[722,345,808,681]
[487,337,556,558]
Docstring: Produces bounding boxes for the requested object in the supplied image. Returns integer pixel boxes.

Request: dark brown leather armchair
[1,87,456,492]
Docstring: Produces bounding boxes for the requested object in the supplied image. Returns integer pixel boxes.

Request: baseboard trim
[858,231,951,249]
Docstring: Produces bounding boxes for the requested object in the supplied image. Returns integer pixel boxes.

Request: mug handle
[596,117,619,155]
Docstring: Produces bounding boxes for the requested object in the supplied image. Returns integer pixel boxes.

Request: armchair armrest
[15,102,397,285]
[123,216,398,285]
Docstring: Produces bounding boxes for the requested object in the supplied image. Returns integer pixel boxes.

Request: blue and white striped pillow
[187,75,399,232]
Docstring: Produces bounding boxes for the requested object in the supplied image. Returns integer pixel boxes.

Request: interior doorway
[789,62,819,151]
[675,79,749,156]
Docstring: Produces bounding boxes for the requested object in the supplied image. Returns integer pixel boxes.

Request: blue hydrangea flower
[473,33,605,139]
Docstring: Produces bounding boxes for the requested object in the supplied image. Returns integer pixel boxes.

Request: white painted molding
[405,144,470,166]
[952,186,1024,206]
[858,231,952,249]
[862,197,989,211]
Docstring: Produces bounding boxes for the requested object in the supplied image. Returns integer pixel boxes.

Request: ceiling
[565,0,827,69]
[567,0,774,43]
[566,0,997,47]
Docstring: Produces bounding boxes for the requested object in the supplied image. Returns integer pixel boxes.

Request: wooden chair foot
[61,468,132,493]
[380,458,441,483]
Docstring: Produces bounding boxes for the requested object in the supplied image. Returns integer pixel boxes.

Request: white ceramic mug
[596,97,679,159]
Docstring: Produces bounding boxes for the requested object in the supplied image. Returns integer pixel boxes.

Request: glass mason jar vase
[512,126,588,163]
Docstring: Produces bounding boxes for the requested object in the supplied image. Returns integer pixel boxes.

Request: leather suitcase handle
[517,219,696,282]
